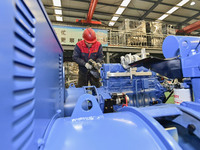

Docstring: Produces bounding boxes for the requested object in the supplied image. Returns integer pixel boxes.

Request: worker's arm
[72,44,86,66]
[96,44,104,63]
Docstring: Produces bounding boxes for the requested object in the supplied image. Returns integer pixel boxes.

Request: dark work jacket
[72,40,104,73]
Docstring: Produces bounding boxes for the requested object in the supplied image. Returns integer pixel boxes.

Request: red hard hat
[82,28,97,43]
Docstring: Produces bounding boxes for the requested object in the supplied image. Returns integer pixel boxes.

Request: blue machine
[65,64,166,116]
[100,64,166,106]
[0,1,200,150]
[162,36,200,103]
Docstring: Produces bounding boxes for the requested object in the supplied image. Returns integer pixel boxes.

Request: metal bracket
[71,94,103,119]
[69,83,76,88]
[106,68,152,80]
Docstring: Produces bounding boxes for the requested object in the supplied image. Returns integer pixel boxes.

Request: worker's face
[85,41,93,48]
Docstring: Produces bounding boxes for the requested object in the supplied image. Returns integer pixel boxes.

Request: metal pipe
[177,20,200,34]
[184,20,200,33]
[87,0,98,22]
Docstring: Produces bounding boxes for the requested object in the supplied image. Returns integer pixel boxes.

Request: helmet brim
[84,39,97,44]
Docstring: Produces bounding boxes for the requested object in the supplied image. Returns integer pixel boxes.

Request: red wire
[122,94,128,107]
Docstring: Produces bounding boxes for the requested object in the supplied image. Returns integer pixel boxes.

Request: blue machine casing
[46,94,181,150]
[1,1,200,150]
[65,64,166,116]
[101,64,166,106]
[0,0,64,149]
[163,36,200,102]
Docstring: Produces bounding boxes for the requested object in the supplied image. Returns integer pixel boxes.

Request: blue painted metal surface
[101,64,166,106]
[1,0,200,149]
[162,105,200,149]
[162,36,200,59]
[140,104,182,118]
[65,64,166,116]
[0,0,64,149]
[45,95,181,150]
[163,35,200,103]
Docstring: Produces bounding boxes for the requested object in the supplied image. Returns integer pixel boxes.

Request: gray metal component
[121,48,149,69]
[121,54,141,69]
[106,68,152,80]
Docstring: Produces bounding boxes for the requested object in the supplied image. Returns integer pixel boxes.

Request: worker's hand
[94,63,102,70]
[85,63,93,70]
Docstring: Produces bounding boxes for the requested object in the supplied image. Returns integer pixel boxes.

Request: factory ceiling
[42,0,200,35]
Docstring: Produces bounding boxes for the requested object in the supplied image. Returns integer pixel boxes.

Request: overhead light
[115,7,125,15]
[120,0,131,7]
[111,16,119,21]
[190,1,196,5]
[56,16,63,21]
[109,21,115,26]
[54,9,62,15]
[158,14,169,20]
[53,0,61,7]
[166,7,179,14]
[108,1,129,26]
[157,0,189,21]
[177,0,190,6]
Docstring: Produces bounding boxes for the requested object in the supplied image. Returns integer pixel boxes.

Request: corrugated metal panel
[13,0,36,149]
[59,54,63,102]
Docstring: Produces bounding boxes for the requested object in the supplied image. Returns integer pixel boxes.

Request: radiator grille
[13,0,36,149]
[59,54,63,102]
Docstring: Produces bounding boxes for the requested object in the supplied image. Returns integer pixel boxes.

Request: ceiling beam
[180,11,200,26]
[44,5,185,25]
[51,21,113,28]
[140,0,163,20]
[44,5,113,16]
[70,0,193,19]
[140,0,200,12]
[44,5,141,21]
[44,4,192,28]
[48,13,111,23]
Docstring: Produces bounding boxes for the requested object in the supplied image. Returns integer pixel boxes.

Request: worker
[72,28,104,88]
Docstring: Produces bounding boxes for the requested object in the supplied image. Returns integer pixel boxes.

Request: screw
[187,124,196,134]
[37,138,44,147]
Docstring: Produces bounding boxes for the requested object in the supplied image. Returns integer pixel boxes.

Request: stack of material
[117,19,176,48]
[146,21,164,47]
[162,24,176,35]
[119,19,147,46]
[150,37,164,47]
[119,19,146,33]
[149,21,163,35]
[96,31,108,46]
[118,31,126,45]
[126,33,147,47]
[64,62,79,87]
[109,30,119,46]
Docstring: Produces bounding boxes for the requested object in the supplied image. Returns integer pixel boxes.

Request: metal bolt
[57,109,61,113]
[37,138,44,147]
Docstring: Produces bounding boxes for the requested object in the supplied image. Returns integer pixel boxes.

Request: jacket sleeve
[72,44,86,66]
[96,44,104,63]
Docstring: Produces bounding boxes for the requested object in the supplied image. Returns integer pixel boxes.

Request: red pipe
[184,20,200,33]
[87,0,98,22]
[177,20,200,34]
[76,0,101,24]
